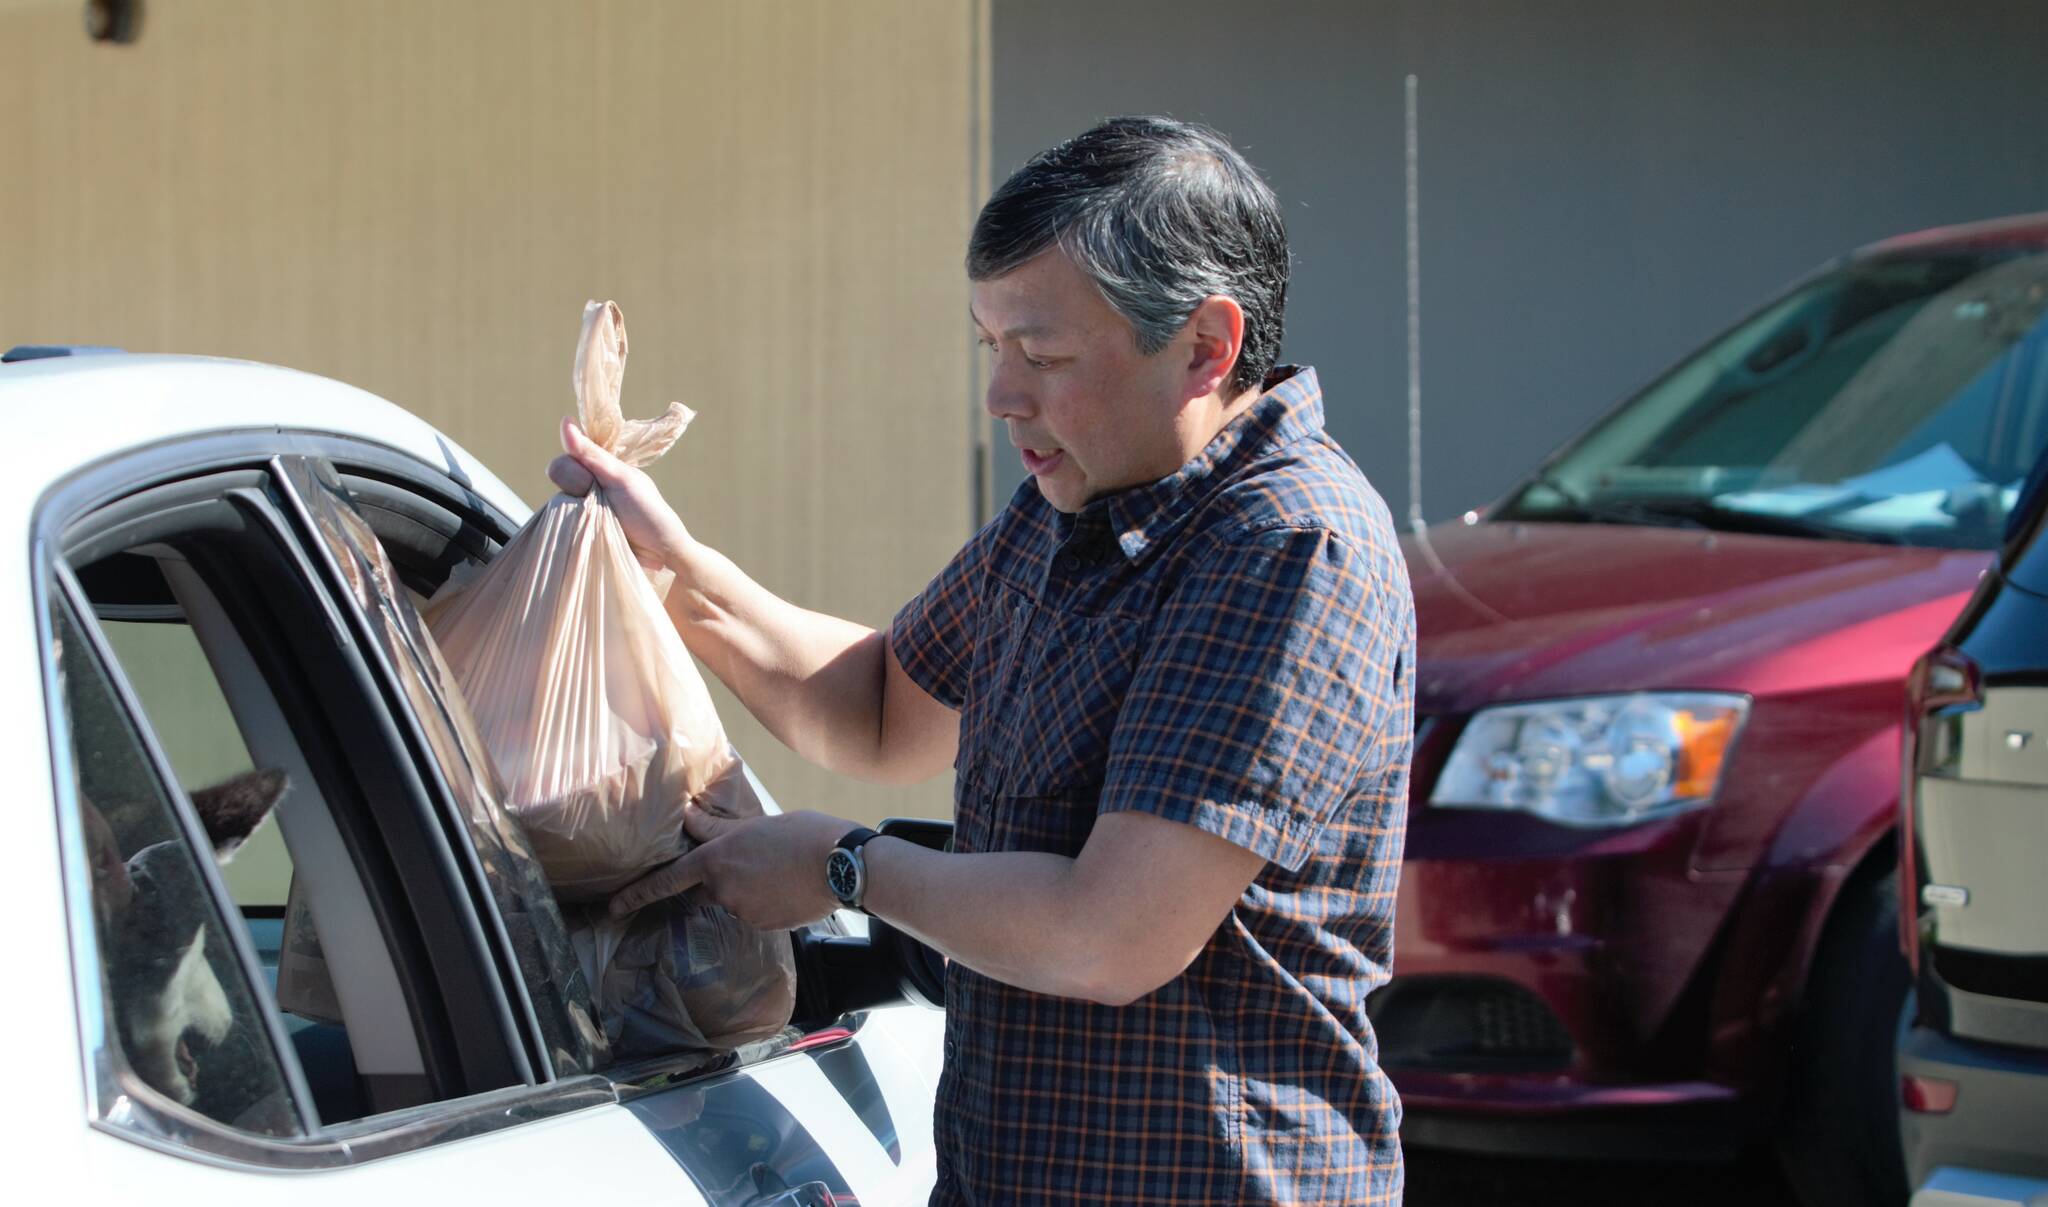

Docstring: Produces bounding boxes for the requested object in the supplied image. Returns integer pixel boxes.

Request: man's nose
[983,367,1034,421]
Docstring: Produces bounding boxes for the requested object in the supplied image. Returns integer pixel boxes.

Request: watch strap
[829,827,882,913]
[835,826,881,853]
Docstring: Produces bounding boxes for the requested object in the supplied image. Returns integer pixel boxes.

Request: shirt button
[944,1039,957,1061]
[1058,552,1081,573]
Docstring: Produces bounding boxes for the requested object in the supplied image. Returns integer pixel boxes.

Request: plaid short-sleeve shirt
[891,366,1415,1205]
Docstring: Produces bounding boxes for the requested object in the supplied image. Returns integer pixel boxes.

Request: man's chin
[1032,475,1086,514]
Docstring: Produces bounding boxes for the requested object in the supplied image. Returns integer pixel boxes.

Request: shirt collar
[1075,365,1324,563]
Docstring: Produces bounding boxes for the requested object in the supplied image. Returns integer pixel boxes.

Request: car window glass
[279,457,608,1078]
[71,510,442,1124]
[53,595,302,1137]
[100,616,290,910]
[1508,250,2048,549]
[297,459,819,1083]
[90,604,364,1108]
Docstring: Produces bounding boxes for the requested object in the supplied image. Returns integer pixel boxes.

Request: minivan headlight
[1430,693,1749,827]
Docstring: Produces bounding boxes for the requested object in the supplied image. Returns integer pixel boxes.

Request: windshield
[1498,247,2048,549]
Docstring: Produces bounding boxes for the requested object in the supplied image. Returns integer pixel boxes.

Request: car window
[1502,249,2048,548]
[58,466,546,1133]
[278,457,610,1080]
[99,615,290,910]
[52,593,303,1137]
[82,562,411,1123]
[304,461,829,1079]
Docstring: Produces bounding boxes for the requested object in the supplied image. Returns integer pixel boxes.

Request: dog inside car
[83,768,293,1129]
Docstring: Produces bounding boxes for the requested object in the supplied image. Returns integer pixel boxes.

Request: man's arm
[550,419,958,785]
[659,538,959,785]
[863,810,1266,1004]
[636,803,1264,1006]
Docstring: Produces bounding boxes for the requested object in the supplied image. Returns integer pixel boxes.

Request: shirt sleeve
[887,516,998,711]
[1097,522,1412,872]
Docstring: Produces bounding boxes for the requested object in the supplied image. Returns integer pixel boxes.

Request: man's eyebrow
[967,306,1052,341]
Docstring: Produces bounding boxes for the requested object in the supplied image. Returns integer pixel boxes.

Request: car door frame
[38,432,612,1171]
[40,427,936,1199]
[273,440,945,1200]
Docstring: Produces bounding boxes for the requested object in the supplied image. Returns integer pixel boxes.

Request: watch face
[826,848,859,902]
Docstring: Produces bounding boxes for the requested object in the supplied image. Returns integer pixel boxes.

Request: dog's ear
[80,794,136,915]
[188,769,288,861]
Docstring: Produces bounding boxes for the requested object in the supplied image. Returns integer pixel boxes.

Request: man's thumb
[561,417,622,478]
[609,849,701,918]
[681,801,730,843]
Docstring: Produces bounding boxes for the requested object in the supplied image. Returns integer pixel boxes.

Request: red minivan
[1382,212,2048,1205]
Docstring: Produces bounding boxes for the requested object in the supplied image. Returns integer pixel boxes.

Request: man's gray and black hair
[968,116,1289,397]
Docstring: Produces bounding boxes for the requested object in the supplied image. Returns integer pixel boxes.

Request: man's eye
[1023,354,1053,370]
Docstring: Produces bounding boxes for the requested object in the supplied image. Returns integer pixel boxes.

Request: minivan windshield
[1497,246,2048,549]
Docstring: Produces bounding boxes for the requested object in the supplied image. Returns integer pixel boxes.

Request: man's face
[972,250,1195,514]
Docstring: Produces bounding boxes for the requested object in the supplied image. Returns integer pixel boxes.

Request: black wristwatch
[825,827,882,914]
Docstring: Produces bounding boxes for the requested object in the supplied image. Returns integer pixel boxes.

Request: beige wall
[2,0,987,826]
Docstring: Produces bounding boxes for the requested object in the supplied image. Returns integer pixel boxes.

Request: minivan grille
[1369,975,1575,1072]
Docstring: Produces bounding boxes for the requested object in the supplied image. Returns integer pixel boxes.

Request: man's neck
[1176,385,1263,462]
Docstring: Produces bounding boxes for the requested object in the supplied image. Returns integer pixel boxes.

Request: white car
[5,346,946,1206]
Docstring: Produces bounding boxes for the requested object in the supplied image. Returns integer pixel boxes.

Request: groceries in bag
[421,300,793,1052]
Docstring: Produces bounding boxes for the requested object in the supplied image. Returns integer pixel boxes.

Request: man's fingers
[608,849,703,918]
[694,762,767,820]
[682,801,736,841]
[547,453,595,496]
[560,416,628,479]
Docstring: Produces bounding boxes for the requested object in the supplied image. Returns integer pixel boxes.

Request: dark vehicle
[1384,213,2048,1204]
[1898,444,2048,1205]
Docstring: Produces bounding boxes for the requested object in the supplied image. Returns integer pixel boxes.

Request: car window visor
[270,455,608,1080]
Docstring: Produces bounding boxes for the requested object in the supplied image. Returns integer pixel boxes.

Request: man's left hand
[609,805,853,930]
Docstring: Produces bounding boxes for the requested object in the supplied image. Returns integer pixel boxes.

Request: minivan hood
[1403,521,1988,713]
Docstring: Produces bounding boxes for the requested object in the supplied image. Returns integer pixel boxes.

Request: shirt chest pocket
[964,582,1143,801]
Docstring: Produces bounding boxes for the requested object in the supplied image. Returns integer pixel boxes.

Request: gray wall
[989,0,2048,523]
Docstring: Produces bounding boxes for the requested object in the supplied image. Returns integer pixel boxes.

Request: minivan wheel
[1776,869,1909,1207]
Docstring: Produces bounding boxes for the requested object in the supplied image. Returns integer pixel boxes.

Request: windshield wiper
[1519,471,1709,530]
[1623,496,1907,545]
[1699,499,1907,545]
[1517,474,1905,544]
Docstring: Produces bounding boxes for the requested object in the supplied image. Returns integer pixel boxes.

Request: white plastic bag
[566,888,799,1056]
[420,300,795,1055]
[421,300,736,900]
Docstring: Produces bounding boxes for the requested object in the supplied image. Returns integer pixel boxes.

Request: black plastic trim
[1932,946,2048,1008]
[1401,1098,1747,1163]
[265,457,538,1088]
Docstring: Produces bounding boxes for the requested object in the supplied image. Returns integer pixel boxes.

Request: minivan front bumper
[1898,1021,2048,1190]
[1379,802,1831,1160]
[1393,1070,1744,1161]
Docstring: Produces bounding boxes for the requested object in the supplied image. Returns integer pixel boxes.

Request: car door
[273,449,942,1204]
[43,434,938,1205]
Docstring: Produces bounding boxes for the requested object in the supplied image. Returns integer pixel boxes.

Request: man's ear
[1183,295,1246,399]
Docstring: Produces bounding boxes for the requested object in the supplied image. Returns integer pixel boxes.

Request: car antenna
[1404,72,1426,540]
[1401,73,1506,623]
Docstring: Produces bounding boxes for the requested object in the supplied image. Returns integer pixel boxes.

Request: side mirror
[789,817,952,1026]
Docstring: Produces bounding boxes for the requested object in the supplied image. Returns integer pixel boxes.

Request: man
[552,116,1415,1204]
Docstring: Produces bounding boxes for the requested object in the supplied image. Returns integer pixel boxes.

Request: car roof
[0,353,529,528]
[1858,210,2048,258]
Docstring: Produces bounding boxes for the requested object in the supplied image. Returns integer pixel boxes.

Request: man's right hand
[549,416,960,788]
[548,416,694,570]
